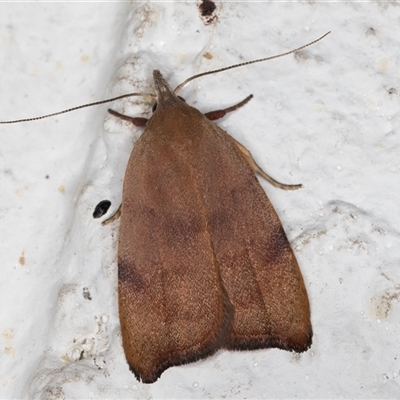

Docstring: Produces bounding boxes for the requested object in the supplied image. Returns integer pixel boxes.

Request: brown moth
[111,69,311,384]
[0,32,329,384]
[108,32,329,383]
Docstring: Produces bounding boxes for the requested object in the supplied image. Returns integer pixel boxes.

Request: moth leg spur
[232,138,302,191]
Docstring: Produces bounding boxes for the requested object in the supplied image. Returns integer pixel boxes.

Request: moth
[1,31,330,384]
[111,69,310,384]
[106,33,329,383]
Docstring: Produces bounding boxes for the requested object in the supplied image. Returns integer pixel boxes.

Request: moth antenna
[174,31,331,93]
[0,92,156,124]
[1,31,329,124]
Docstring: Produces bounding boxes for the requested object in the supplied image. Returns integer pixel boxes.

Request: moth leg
[205,95,253,121]
[232,138,302,190]
[102,204,121,226]
[108,109,148,127]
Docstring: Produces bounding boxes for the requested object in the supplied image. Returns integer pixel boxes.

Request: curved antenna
[174,31,331,93]
[0,32,330,124]
[0,92,156,124]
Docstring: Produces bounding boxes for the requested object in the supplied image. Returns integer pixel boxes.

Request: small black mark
[366,27,376,36]
[198,0,217,25]
[83,287,92,301]
[93,200,111,218]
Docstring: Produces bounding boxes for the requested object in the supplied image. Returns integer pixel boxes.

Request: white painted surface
[0,2,399,398]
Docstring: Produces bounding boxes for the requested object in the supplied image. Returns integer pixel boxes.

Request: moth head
[151,96,186,113]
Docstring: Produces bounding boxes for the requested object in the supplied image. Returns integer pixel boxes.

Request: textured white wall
[1,2,399,398]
